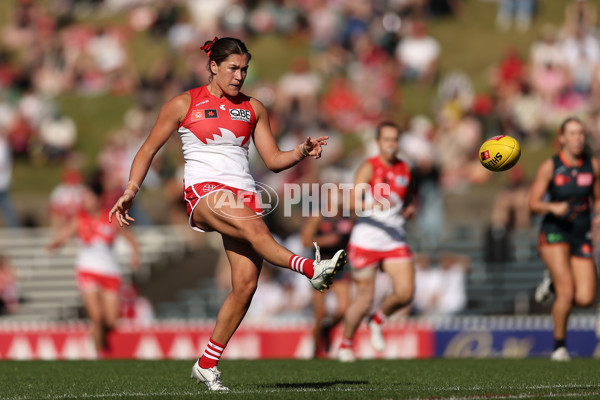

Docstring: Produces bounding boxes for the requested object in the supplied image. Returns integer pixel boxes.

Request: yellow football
[479,135,521,172]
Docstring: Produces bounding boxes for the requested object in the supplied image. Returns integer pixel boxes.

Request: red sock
[340,336,353,349]
[288,255,314,279]
[198,338,225,369]
[371,310,386,325]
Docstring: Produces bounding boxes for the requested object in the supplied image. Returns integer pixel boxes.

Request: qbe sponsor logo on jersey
[229,108,251,123]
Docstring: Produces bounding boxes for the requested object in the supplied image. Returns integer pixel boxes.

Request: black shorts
[538,224,593,258]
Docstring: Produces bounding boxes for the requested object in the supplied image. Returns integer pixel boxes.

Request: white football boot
[338,348,356,363]
[310,242,347,292]
[534,270,554,304]
[550,347,570,362]
[368,319,386,352]
[191,361,229,391]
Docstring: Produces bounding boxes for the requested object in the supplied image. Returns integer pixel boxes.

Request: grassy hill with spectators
[0,1,578,225]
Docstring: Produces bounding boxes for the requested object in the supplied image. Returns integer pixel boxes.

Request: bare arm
[109,93,189,226]
[119,227,140,269]
[46,218,78,253]
[592,157,600,228]
[300,215,322,248]
[349,161,373,216]
[402,170,416,220]
[250,98,327,173]
[528,158,569,217]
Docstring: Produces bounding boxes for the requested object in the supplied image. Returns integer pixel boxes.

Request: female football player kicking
[109,37,346,391]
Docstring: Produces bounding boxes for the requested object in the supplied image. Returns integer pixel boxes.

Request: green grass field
[1,359,599,399]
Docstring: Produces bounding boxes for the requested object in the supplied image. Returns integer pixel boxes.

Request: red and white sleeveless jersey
[75,210,121,276]
[349,156,412,251]
[178,86,257,192]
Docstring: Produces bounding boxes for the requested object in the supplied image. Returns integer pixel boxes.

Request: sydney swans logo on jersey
[229,108,251,123]
[207,181,279,220]
[191,109,219,121]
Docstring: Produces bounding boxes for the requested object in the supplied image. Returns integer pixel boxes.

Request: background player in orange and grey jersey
[301,186,353,358]
[529,116,600,361]
[47,178,140,357]
[339,121,416,362]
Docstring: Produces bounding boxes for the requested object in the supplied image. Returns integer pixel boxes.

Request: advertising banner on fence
[0,321,434,360]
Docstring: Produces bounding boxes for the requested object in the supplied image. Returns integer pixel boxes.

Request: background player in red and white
[108,37,346,391]
[529,117,600,361]
[47,179,140,357]
[339,121,416,362]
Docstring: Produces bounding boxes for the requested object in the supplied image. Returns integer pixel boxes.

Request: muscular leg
[193,192,295,268]
[331,279,351,324]
[311,291,326,356]
[210,235,262,345]
[380,259,415,317]
[539,245,573,341]
[81,290,104,351]
[343,271,375,340]
[99,290,120,350]
[571,256,596,308]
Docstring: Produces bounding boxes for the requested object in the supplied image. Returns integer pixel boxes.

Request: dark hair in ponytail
[202,37,252,80]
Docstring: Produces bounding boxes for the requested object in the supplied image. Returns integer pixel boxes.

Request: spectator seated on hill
[277,58,322,126]
[564,0,597,39]
[7,111,34,160]
[496,0,537,32]
[395,19,440,86]
[435,108,489,190]
[38,110,77,162]
[48,165,85,229]
[412,251,468,316]
[561,26,600,95]
[320,75,364,132]
[490,165,531,232]
[0,127,19,228]
[493,47,526,98]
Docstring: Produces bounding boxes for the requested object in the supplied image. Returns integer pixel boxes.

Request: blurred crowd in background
[0,0,599,320]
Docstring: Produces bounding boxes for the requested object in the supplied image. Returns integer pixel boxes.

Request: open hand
[108,191,136,227]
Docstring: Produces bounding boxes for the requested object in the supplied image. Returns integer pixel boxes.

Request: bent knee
[574,294,595,308]
[394,285,414,304]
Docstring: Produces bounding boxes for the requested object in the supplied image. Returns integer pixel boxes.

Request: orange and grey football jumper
[538,152,595,258]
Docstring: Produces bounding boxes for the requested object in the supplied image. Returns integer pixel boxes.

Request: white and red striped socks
[371,310,386,325]
[288,255,314,279]
[340,336,353,350]
[198,338,225,369]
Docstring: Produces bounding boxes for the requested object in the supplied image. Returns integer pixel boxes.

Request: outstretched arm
[47,217,78,253]
[109,93,189,226]
[120,227,141,269]
[349,161,373,217]
[251,98,327,173]
[592,157,600,228]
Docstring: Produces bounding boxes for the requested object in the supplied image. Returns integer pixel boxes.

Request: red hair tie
[201,36,219,56]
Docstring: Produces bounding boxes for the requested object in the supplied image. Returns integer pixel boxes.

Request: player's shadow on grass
[266,380,368,389]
